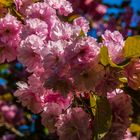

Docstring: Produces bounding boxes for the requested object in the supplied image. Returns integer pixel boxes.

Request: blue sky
[103,0,140,12]
[103,0,123,6]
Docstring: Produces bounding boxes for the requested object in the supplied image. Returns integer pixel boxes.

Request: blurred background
[0,0,140,139]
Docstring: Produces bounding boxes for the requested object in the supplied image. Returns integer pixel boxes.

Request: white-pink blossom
[18,34,44,72]
[102,30,124,63]
[73,17,90,34]
[45,0,73,16]
[24,18,48,40]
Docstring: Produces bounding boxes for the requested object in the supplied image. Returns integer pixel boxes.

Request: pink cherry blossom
[44,89,72,109]
[96,4,107,15]
[45,0,73,16]
[64,36,104,91]
[0,41,17,63]
[124,58,140,90]
[41,102,62,133]
[56,107,92,140]
[73,17,90,34]
[24,18,48,40]
[102,30,124,63]
[57,0,73,16]
[15,81,44,114]
[65,36,100,69]
[0,14,21,63]
[26,2,56,21]
[4,0,136,139]
[42,40,66,74]
[50,21,79,41]
[14,0,33,14]
[27,74,45,94]
[18,34,44,72]
[0,14,21,46]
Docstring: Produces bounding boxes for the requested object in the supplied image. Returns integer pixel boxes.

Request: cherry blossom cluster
[0,0,139,139]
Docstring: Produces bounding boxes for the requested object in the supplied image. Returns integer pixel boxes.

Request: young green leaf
[90,94,96,116]
[124,36,140,58]
[130,123,140,133]
[100,46,110,66]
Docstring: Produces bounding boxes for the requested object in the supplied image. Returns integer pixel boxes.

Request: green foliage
[124,36,140,58]
[0,93,13,101]
[0,64,9,71]
[90,95,112,140]
[68,14,80,22]
[90,94,96,116]
[100,46,110,66]
[0,0,14,7]
[130,123,140,133]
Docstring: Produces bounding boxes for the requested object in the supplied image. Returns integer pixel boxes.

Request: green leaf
[119,77,128,83]
[0,64,9,71]
[130,123,140,133]
[44,128,49,135]
[0,0,14,7]
[90,94,96,116]
[2,93,13,101]
[124,36,140,58]
[100,46,110,66]
[93,96,112,140]
[79,29,86,37]
[11,8,24,21]
[68,14,80,22]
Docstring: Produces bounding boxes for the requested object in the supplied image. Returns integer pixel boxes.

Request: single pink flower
[42,40,66,74]
[0,41,17,63]
[24,18,48,40]
[0,14,21,46]
[73,17,89,34]
[15,82,44,114]
[64,36,100,69]
[18,34,44,72]
[102,30,124,63]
